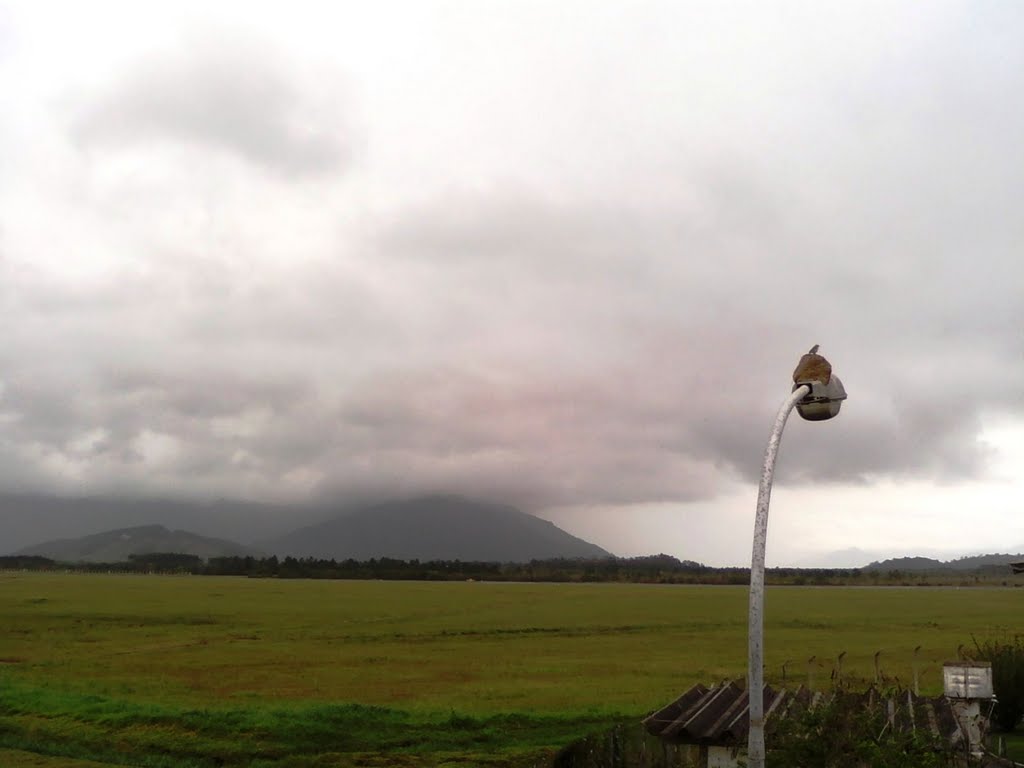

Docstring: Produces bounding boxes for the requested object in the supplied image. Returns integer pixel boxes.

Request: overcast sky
[1,1,1022,566]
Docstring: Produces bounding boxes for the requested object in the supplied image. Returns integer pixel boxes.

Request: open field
[1,573,1021,766]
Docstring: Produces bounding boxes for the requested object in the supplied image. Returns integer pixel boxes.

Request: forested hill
[14,524,261,562]
[864,553,1024,572]
[1,493,611,563]
[258,495,611,561]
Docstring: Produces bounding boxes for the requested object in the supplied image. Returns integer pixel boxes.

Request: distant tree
[126,553,202,572]
[0,555,55,570]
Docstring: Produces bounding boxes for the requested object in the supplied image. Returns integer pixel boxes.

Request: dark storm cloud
[2,364,304,444]
[73,37,349,177]
[350,184,1024,502]
[321,365,720,507]
[3,167,1022,508]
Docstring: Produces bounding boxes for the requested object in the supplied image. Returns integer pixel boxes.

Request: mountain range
[14,524,261,563]
[863,552,1024,571]
[0,492,326,554]
[8,495,610,563]
[4,491,1021,568]
[258,495,610,561]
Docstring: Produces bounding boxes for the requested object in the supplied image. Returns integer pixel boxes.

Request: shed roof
[643,682,964,747]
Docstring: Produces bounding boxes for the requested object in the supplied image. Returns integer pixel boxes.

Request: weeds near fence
[770,689,956,768]
[972,634,1024,732]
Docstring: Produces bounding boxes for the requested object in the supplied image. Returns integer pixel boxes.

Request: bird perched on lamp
[792,344,832,385]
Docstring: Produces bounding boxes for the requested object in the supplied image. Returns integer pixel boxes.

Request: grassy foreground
[0,573,1021,766]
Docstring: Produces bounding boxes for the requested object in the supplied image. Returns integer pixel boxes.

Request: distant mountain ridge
[0,493,330,554]
[258,495,612,562]
[4,488,1021,569]
[6,496,613,564]
[14,524,262,563]
[863,552,1024,571]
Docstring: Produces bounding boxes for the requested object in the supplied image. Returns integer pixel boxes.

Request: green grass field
[1,573,1021,766]
[995,731,1024,761]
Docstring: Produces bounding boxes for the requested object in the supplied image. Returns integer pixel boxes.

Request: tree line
[2,552,1020,585]
[0,552,911,585]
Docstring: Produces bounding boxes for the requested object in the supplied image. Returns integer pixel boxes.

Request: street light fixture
[747,346,847,768]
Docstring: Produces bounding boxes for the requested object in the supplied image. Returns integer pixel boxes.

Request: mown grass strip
[0,747,126,767]
[0,680,618,767]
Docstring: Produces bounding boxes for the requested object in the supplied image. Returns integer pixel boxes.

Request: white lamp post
[747,347,846,768]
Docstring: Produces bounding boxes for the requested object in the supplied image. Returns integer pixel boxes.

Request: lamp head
[792,346,846,421]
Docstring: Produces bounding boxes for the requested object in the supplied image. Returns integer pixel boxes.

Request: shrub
[972,635,1024,732]
[769,691,955,768]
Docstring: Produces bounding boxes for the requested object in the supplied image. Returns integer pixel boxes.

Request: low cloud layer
[1,2,1022,542]
[1,185,1019,509]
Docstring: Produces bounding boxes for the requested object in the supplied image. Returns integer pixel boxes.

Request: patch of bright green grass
[0,679,610,767]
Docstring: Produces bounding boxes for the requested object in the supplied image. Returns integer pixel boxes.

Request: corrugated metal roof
[643,682,965,747]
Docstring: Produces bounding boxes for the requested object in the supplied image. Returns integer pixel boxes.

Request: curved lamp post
[747,346,847,768]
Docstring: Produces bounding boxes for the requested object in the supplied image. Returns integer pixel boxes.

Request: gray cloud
[357,165,1024,492]
[1,4,1023,536]
[3,171,1023,509]
[72,37,349,177]
[2,163,1022,511]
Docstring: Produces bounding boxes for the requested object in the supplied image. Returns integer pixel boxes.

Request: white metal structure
[746,384,809,768]
[747,348,846,768]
